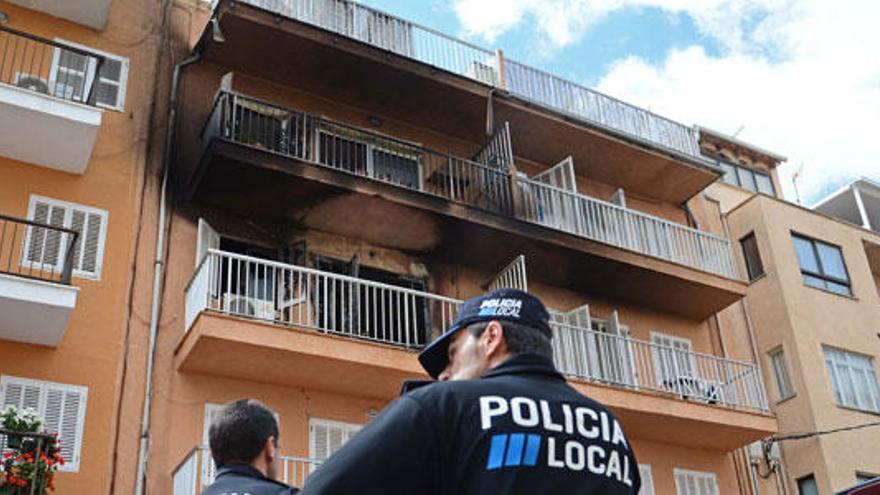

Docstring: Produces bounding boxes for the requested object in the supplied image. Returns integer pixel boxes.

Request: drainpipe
[133,48,202,495]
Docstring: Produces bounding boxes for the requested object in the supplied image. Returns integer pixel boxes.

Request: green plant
[0,405,64,494]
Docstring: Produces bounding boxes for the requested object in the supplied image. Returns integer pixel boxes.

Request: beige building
[701,132,880,494]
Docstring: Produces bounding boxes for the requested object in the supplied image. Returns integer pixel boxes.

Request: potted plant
[0,406,64,494]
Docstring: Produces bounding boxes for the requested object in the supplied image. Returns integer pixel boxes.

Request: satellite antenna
[791,162,804,205]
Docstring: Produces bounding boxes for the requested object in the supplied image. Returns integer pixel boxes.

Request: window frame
[822,346,880,413]
[791,233,852,297]
[740,232,765,281]
[24,194,109,281]
[716,158,775,196]
[50,38,129,111]
[768,346,795,401]
[0,375,88,473]
[797,474,819,495]
[308,417,362,461]
[673,468,719,495]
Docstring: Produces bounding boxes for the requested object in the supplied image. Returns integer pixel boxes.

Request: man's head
[418,288,552,380]
[209,399,280,479]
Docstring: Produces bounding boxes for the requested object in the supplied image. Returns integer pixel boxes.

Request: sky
[357,0,879,205]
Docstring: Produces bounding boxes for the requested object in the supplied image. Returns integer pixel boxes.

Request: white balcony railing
[203,91,736,278]
[172,446,321,495]
[236,0,703,160]
[185,250,768,412]
[515,177,738,277]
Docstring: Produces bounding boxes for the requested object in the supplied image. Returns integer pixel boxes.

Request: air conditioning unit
[465,61,498,86]
[15,74,50,94]
[223,294,275,320]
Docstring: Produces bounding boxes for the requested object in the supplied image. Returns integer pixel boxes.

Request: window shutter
[309,419,362,461]
[25,200,68,269]
[42,384,87,472]
[638,464,655,495]
[1,379,42,453]
[79,212,103,274]
[196,219,220,267]
[95,58,124,108]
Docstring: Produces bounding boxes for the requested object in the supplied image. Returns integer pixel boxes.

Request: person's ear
[264,436,277,463]
[481,321,505,357]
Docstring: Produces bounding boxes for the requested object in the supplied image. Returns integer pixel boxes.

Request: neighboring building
[701,130,880,493]
[0,0,163,493]
[813,178,880,234]
[140,2,779,494]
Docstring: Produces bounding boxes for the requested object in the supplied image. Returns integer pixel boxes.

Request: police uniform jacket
[201,464,298,495]
[302,353,640,494]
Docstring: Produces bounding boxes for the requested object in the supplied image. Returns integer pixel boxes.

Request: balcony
[0,27,103,174]
[180,250,770,427]
[172,446,319,495]
[199,0,721,204]
[3,0,113,30]
[0,214,79,347]
[192,91,743,317]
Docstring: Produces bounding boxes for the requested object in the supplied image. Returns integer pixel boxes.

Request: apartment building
[0,0,165,493]
[701,136,880,493]
[121,1,786,494]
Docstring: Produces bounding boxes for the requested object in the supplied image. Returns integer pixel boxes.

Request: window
[639,464,655,495]
[51,40,128,110]
[317,125,422,189]
[309,418,362,461]
[823,347,880,413]
[740,233,765,281]
[24,195,109,280]
[797,475,819,495]
[1,375,88,472]
[857,472,879,483]
[674,469,719,495]
[717,159,775,196]
[651,332,696,384]
[768,347,794,401]
[792,234,852,296]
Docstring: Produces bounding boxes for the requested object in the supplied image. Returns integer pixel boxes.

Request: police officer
[302,288,641,494]
[202,399,299,495]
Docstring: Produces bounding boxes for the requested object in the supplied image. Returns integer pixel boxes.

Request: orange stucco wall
[0,0,164,492]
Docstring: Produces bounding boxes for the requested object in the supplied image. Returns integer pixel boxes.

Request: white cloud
[450,0,880,203]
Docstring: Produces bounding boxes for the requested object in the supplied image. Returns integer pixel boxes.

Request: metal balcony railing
[0,213,78,284]
[172,445,321,495]
[202,91,736,277]
[203,91,514,216]
[515,177,738,277]
[235,0,702,160]
[0,26,105,106]
[551,322,768,412]
[185,250,768,412]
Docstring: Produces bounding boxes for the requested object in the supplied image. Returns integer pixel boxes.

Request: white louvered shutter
[42,384,87,472]
[309,418,362,461]
[202,404,225,484]
[0,377,87,472]
[24,200,68,270]
[26,196,108,280]
[1,379,43,452]
[638,464,655,495]
[196,219,220,267]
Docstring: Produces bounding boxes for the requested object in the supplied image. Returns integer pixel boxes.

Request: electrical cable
[772,420,880,442]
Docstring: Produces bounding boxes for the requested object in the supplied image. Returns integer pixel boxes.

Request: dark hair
[209,399,278,468]
[466,320,553,360]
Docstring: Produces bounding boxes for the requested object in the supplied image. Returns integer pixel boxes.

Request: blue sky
[357,0,879,204]
[359,1,721,85]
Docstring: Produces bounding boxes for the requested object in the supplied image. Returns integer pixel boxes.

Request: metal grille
[203,91,513,216]
[185,250,768,412]
[0,26,105,106]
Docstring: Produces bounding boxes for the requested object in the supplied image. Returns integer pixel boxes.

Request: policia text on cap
[301,288,641,494]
